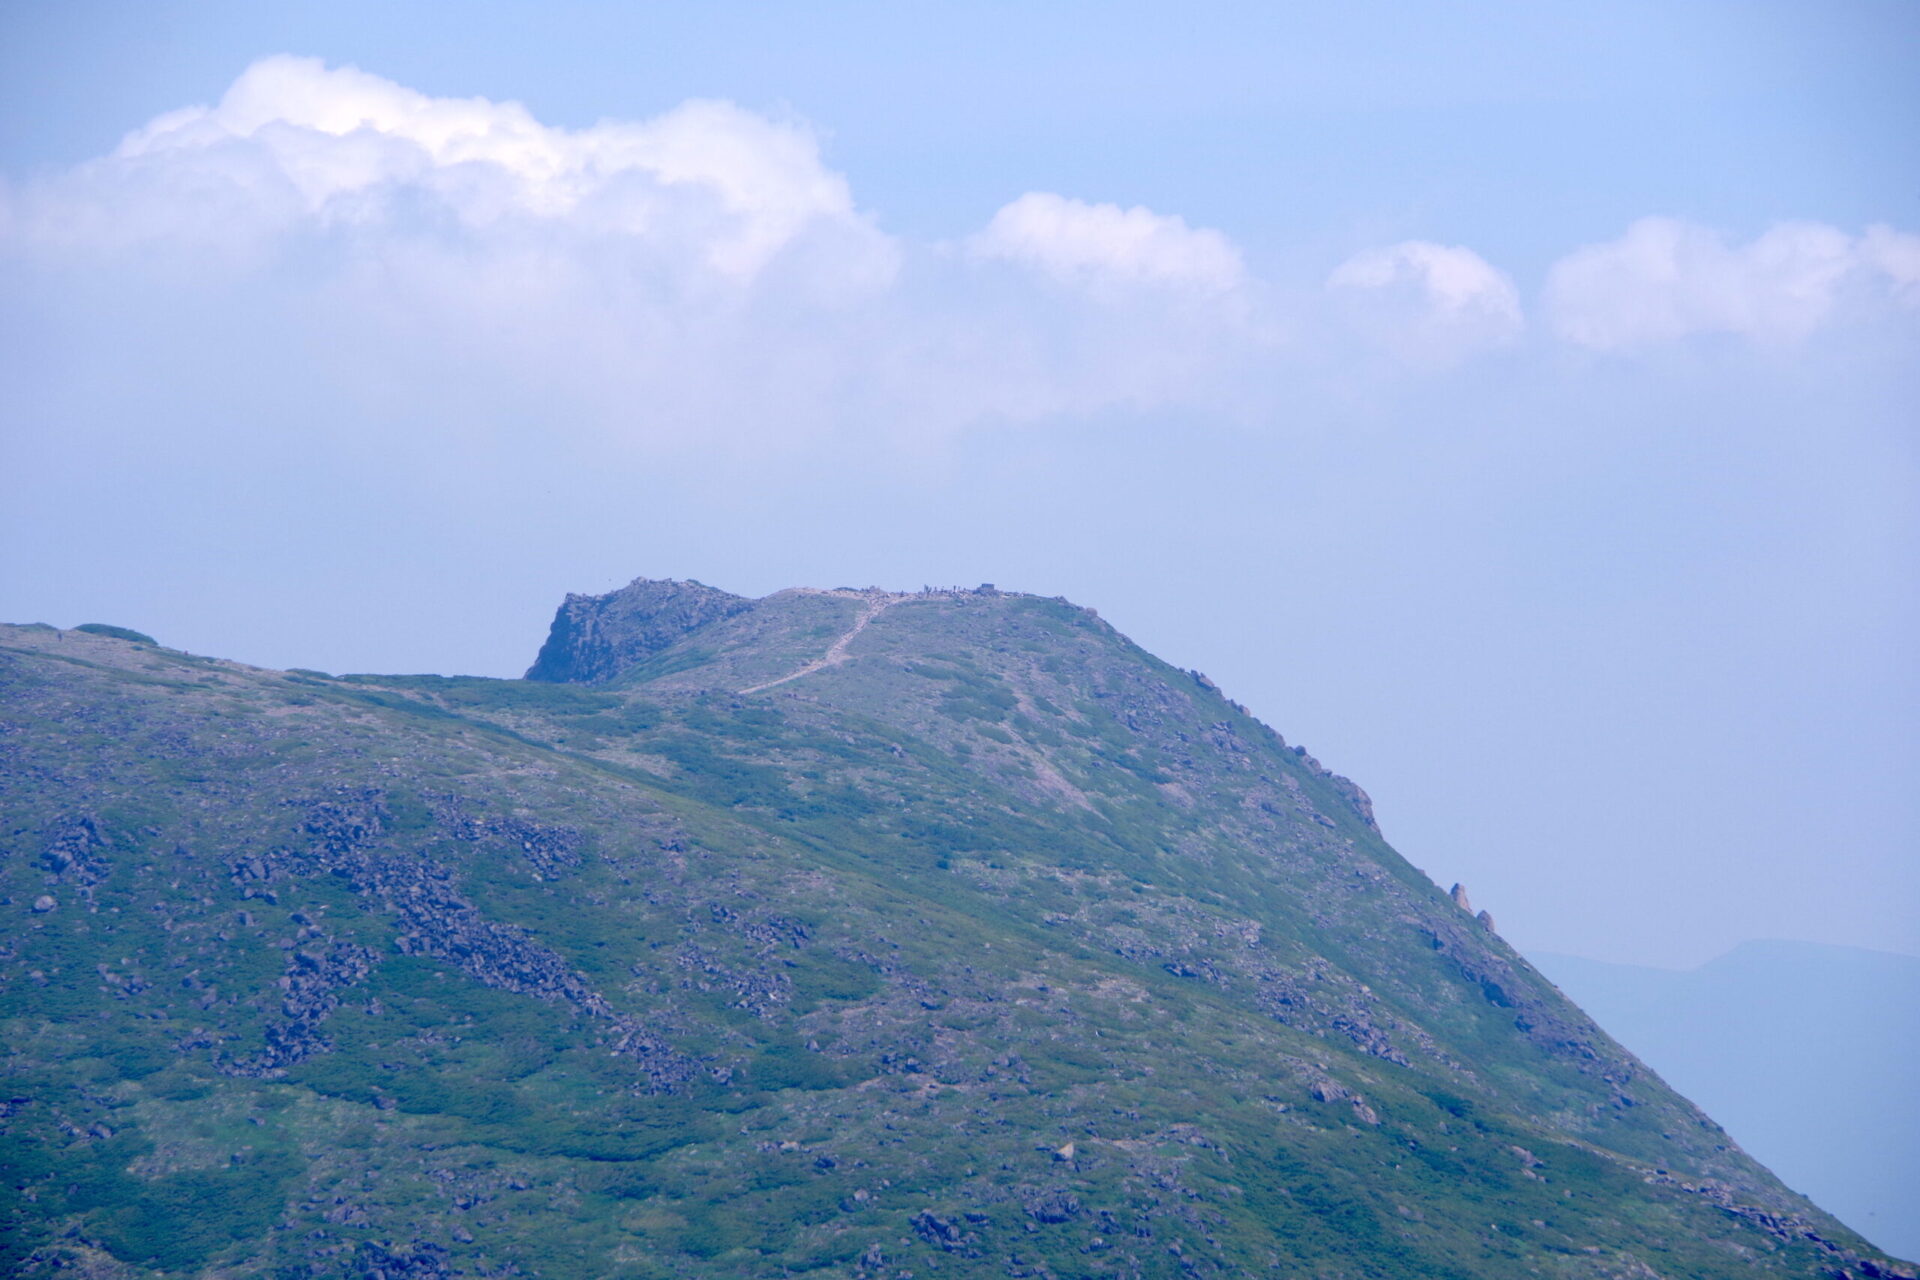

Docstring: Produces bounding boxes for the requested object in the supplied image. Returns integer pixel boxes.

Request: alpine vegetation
[0,579,1908,1279]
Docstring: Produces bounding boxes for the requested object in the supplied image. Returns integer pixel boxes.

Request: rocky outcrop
[1309,1074,1381,1125]
[1255,961,1419,1066]
[911,1209,982,1256]
[1634,1169,1918,1280]
[226,938,378,1076]
[524,577,751,684]
[230,787,697,1092]
[453,815,583,880]
[40,814,107,887]
[348,1239,458,1278]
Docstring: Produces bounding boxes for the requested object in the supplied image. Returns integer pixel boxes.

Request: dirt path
[738,594,899,695]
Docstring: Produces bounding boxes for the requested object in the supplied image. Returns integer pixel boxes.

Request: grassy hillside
[0,587,1908,1279]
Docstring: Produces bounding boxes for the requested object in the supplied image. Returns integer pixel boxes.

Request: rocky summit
[0,578,1909,1279]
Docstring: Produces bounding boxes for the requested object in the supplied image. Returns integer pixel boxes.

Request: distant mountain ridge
[1532,940,1920,1262]
[1,580,1911,1278]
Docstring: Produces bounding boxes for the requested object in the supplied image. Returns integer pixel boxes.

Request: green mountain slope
[0,580,1908,1280]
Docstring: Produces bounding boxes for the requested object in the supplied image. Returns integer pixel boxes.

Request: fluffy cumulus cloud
[15,54,893,288]
[0,57,1282,446]
[1326,240,1523,364]
[967,193,1245,294]
[5,56,1914,462]
[1544,217,1920,349]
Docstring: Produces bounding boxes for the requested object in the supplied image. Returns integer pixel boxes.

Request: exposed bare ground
[738,591,901,694]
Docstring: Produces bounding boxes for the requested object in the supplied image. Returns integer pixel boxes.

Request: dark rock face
[523,577,750,684]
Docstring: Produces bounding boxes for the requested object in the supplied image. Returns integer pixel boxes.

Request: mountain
[1,577,1911,1280]
[1531,941,1920,1262]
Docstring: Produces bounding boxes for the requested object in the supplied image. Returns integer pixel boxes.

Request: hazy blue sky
[2,2,1915,968]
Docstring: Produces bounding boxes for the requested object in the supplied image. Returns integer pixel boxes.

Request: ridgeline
[1,578,1906,1279]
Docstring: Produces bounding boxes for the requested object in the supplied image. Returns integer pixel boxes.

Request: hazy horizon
[1531,937,1920,1259]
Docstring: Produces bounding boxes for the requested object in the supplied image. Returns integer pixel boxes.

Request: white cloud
[1326,240,1523,364]
[29,57,1908,463]
[10,54,894,288]
[1860,224,1920,305]
[967,192,1245,293]
[1544,217,1919,349]
[0,58,1286,450]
